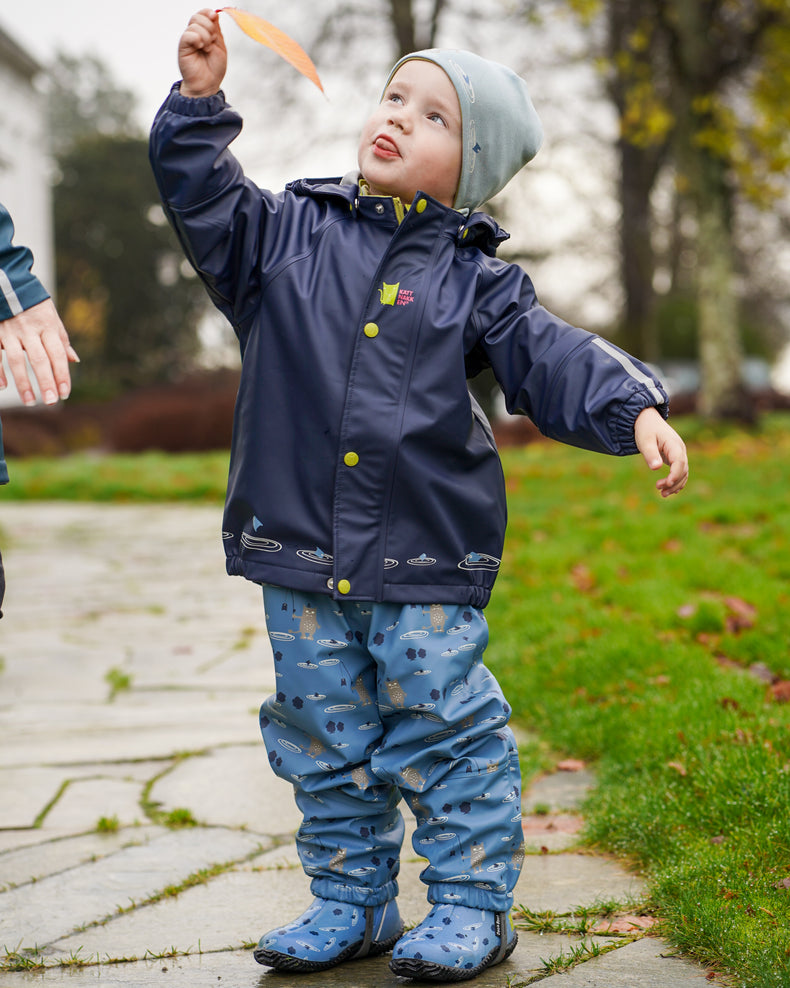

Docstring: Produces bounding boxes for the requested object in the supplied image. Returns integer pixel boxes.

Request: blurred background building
[0,20,54,290]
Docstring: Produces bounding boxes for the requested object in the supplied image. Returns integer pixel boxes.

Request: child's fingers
[655,439,689,497]
[181,10,219,50]
[639,434,663,472]
[639,431,688,497]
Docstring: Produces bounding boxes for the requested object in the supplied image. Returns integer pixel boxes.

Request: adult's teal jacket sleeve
[0,203,51,484]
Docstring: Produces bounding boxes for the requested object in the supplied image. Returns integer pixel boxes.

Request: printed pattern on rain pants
[259,586,525,912]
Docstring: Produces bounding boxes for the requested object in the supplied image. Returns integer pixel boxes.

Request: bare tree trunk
[616,129,661,361]
[695,155,753,419]
[428,0,448,47]
[667,0,754,421]
[388,0,447,56]
[389,0,418,57]
[606,0,664,362]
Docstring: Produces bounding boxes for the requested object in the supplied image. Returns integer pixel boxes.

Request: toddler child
[150,9,688,982]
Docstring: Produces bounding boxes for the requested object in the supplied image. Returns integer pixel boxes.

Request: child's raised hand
[179,9,227,98]
[634,406,689,497]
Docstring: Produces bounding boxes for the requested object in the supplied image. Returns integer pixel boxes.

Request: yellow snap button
[363,322,379,338]
[415,199,427,213]
[337,579,351,595]
[343,451,359,467]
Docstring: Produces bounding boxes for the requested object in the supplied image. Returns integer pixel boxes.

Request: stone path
[0,503,721,986]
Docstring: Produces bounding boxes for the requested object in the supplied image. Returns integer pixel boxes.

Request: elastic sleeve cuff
[161,81,229,117]
[610,394,669,455]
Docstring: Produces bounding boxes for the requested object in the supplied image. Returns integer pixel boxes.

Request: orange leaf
[556,758,586,772]
[218,8,324,93]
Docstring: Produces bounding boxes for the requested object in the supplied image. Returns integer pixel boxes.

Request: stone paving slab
[0,942,577,988]
[42,778,150,832]
[1,828,268,952]
[43,854,632,968]
[0,936,635,988]
[146,745,303,834]
[0,504,722,986]
[538,935,717,986]
[0,827,168,890]
[517,852,644,914]
[523,769,596,813]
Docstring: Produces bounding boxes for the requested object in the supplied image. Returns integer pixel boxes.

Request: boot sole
[254,928,403,972]
[389,931,518,982]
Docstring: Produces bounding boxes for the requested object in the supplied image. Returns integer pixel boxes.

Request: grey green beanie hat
[384,48,543,213]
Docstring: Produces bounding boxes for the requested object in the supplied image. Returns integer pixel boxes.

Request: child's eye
[388,92,404,104]
[428,112,446,126]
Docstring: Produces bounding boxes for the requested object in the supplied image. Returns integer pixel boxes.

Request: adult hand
[0,297,79,405]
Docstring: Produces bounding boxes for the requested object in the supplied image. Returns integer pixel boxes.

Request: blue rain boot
[389,904,517,982]
[254,896,403,972]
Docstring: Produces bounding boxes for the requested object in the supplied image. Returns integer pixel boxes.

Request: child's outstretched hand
[634,406,689,497]
[179,9,227,98]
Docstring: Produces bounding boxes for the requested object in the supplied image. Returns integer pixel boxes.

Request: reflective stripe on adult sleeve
[0,269,23,317]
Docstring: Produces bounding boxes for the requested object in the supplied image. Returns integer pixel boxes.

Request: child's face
[357,59,462,207]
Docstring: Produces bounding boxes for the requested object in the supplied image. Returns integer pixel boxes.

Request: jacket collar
[285,176,510,256]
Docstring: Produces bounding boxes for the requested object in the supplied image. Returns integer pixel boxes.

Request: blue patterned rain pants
[259,587,525,912]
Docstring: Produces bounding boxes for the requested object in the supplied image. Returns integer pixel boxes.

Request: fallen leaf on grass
[715,654,742,671]
[592,915,658,933]
[522,813,583,835]
[557,758,586,772]
[676,594,756,636]
[749,662,776,684]
[570,563,596,593]
[724,596,757,632]
[769,681,790,704]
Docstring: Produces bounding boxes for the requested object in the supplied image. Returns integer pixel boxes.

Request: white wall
[0,23,53,408]
[0,22,54,293]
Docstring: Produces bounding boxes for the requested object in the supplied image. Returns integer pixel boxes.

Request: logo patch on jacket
[378,281,415,307]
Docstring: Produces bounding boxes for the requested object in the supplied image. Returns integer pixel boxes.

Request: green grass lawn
[3,415,790,985]
[0,450,230,502]
[489,414,790,987]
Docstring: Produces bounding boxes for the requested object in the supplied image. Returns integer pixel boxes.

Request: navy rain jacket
[150,86,668,609]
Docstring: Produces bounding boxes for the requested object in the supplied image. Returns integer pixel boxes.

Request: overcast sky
[4,1,234,129]
[1,0,640,335]
[3,0,367,189]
